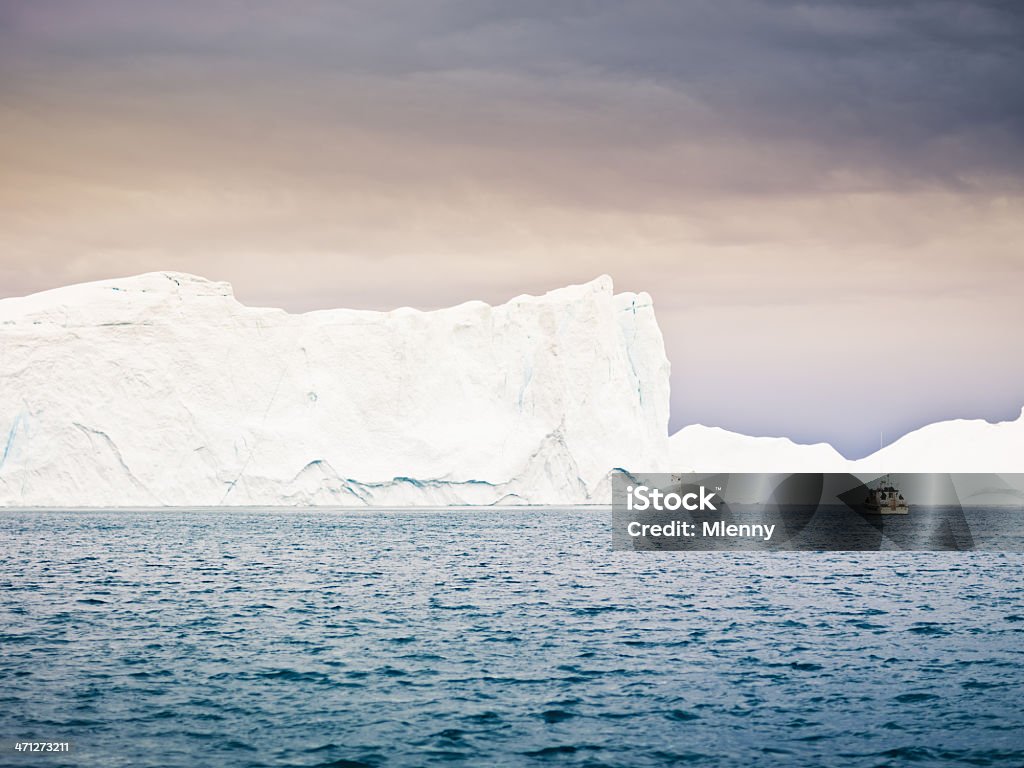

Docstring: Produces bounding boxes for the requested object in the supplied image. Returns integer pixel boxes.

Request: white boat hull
[864,505,909,515]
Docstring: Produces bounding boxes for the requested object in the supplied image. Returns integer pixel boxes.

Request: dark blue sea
[2,508,1023,767]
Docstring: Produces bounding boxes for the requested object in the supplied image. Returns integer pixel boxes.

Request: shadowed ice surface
[1,508,1023,767]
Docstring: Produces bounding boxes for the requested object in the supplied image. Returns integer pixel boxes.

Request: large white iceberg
[2,271,1021,507]
[0,272,669,506]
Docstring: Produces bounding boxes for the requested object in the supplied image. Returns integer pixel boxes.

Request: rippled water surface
[2,508,1023,767]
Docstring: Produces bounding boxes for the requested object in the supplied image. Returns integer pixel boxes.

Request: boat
[864,474,909,515]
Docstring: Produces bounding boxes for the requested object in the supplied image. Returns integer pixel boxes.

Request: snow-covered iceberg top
[0,272,670,506]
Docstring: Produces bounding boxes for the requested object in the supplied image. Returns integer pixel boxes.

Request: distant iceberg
[668,411,1024,474]
[1,272,1021,507]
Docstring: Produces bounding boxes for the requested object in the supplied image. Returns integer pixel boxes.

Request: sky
[1,0,1023,457]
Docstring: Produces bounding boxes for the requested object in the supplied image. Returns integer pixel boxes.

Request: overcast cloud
[1,0,1022,455]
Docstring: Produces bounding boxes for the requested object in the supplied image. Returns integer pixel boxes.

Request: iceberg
[0,272,669,506]
[668,425,849,473]
[668,412,1024,474]
[1,271,1021,507]
[850,408,1024,473]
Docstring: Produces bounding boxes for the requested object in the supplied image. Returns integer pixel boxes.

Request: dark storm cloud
[3,0,1023,194]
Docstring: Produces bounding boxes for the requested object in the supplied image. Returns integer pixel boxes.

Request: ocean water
[1,508,1023,768]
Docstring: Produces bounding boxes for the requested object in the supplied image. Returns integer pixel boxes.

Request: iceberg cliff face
[0,272,670,506]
